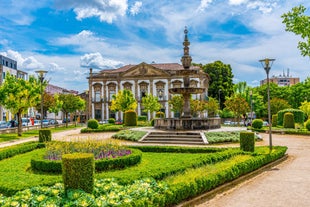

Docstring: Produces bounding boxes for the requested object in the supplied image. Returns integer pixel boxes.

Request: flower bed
[31,140,142,173]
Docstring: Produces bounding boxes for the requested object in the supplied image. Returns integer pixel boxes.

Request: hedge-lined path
[194,133,310,207]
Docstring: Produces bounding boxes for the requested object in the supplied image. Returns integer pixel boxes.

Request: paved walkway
[196,133,310,207]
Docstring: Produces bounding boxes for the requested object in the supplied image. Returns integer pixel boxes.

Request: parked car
[223,121,231,125]
[8,120,18,128]
[0,121,9,129]
[42,119,49,126]
[34,120,41,126]
[63,118,70,123]
[49,119,59,125]
[22,118,31,126]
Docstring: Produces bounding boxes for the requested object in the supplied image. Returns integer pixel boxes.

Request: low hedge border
[163,146,288,206]
[80,125,123,133]
[0,142,45,161]
[31,148,142,173]
[129,145,228,153]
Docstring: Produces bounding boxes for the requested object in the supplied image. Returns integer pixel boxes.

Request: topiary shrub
[251,119,263,129]
[305,119,310,131]
[108,118,115,124]
[39,129,52,142]
[124,110,137,126]
[155,111,165,118]
[272,114,278,127]
[87,119,99,129]
[283,112,295,128]
[240,132,255,152]
[62,153,94,194]
[137,116,147,122]
[277,108,305,126]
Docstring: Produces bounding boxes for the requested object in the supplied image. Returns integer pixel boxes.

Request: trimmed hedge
[0,142,44,161]
[124,110,137,126]
[62,153,94,194]
[278,108,305,125]
[130,145,227,153]
[164,146,288,206]
[87,119,99,129]
[283,112,295,129]
[240,132,255,152]
[272,114,278,127]
[31,148,142,173]
[306,119,310,131]
[138,116,147,121]
[252,119,263,129]
[39,129,52,142]
[108,118,115,124]
[80,124,123,133]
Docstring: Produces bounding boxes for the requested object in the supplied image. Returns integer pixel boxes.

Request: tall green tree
[270,98,291,116]
[299,101,310,118]
[190,99,207,118]
[110,90,137,113]
[141,94,161,119]
[282,5,310,57]
[0,74,42,136]
[224,94,250,125]
[48,94,63,125]
[205,97,219,117]
[197,61,234,109]
[59,94,85,127]
[169,95,183,117]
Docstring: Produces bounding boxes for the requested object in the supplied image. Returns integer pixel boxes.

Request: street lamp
[259,58,275,151]
[250,90,253,122]
[35,70,48,128]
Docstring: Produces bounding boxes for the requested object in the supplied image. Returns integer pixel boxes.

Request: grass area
[0,125,82,143]
[205,131,241,144]
[112,130,147,141]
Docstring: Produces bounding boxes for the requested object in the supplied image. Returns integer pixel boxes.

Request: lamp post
[259,58,275,151]
[35,70,48,128]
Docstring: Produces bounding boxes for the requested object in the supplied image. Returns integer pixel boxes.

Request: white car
[34,120,41,126]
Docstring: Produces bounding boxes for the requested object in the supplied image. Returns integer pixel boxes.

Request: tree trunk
[17,112,22,136]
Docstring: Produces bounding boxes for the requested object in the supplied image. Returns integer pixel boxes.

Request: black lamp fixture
[259,58,275,151]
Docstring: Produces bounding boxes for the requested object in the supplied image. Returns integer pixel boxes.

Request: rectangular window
[2,72,5,79]
[95,109,102,120]
[95,91,101,102]
[109,91,115,101]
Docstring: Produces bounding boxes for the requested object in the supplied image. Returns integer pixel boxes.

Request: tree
[205,97,219,117]
[0,74,42,136]
[299,101,310,118]
[270,98,291,116]
[110,90,137,113]
[59,94,85,127]
[48,94,63,126]
[190,99,207,117]
[224,94,250,125]
[282,5,310,57]
[36,92,54,119]
[197,61,234,109]
[169,95,183,117]
[141,94,162,119]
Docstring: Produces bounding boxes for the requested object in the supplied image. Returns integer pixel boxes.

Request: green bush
[251,119,263,129]
[277,108,305,125]
[112,130,147,141]
[62,153,94,194]
[0,142,44,161]
[108,118,115,124]
[272,114,278,127]
[81,124,123,133]
[240,132,255,152]
[283,112,295,129]
[150,119,155,126]
[87,119,99,129]
[39,129,52,142]
[155,111,165,118]
[124,110,137,126]
[305,119,310,131]
[138,116,147,121]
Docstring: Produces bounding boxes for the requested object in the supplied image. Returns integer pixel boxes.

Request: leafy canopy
[110,90,137,112]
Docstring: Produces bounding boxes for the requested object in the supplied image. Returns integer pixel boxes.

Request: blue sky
[1,0,310,93]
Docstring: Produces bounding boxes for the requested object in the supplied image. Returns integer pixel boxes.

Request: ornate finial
[181,26,192,69]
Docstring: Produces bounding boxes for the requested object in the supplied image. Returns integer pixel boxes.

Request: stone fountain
[154,27,221,130]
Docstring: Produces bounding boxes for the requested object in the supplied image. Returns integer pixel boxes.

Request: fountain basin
[154,117,221,130]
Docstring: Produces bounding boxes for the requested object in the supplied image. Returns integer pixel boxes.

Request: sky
[0,0,310,93]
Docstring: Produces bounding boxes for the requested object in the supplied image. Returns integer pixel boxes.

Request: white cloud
[54,0,128,23]
[0,50,44,71]
[47,63,64,72]
[229,0,248,5]
[197,0,213,11]
[80,52,124,69]
[247,1,277,14]
[130,1,142,15]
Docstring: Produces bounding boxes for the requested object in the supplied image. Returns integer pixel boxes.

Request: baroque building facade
[87,62,209,121]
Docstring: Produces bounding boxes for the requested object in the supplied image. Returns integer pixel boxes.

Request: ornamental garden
[0,114,294,206]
